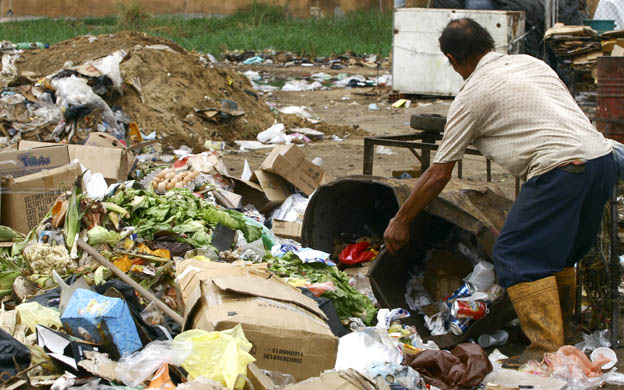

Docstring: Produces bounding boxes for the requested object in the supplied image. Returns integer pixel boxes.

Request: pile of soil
[16,31,187,76]
[12,32,267,147]
[115,44,275,147]
[13,31,357,147]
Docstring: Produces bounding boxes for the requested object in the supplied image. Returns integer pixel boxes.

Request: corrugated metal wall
[0,0,393,18]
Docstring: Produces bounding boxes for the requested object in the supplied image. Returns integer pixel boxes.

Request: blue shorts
[493,154,617,288]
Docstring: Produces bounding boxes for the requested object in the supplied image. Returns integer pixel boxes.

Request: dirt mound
[115,45,275,147]
[16,31,187,77]
[13,32,277,147]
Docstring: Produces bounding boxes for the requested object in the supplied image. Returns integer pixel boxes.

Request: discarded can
[449,318,471,336]
[443,282,473,306]
[451,300,488,320]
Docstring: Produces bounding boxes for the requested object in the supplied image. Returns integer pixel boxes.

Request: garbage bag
[335,328,403,373]
[16,301,63,332]
[300,288,348,337]
[173,326,255,390]
[116,340,191,387]
[406,343,492,389]
[0,327,31,376]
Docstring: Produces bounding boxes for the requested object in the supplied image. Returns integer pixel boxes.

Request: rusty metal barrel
[597,57,624,142]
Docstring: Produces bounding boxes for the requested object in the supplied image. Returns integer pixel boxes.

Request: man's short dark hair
[439,18,495,64]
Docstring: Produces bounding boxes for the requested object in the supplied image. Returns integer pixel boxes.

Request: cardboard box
[36,325,102,375]
[0,145,70,178]
[61,288,142,359]
[177,260,338,381]
[272,220,302,241]
[19,140,135,182]
[228,171,292,213]
[283,369,385,390]
[1,163,81,234]
[85,132,127,149]
[260,145,332,196]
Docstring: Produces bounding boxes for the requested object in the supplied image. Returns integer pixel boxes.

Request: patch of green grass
[0,3,392,58]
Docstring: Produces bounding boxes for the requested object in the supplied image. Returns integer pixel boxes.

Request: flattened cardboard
[253,170,291,203]
[260,145,331,196]
[282,369,387,390]
[272,220,302,241]
[177,260,338,382]
[19,140,135,182]
[0,145,70,178]
[1,163,81,234]
[36,325,102,374]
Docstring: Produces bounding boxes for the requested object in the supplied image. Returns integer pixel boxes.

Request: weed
[116,0,149,26]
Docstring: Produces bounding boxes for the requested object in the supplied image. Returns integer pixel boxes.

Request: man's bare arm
[383,161,456,254]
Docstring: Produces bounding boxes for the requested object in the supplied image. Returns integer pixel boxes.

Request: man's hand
[381,161,456,256]
[384,217,410,255]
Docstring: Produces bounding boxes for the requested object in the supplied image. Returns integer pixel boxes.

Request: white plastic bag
[465,261,495,292]
[115,340,192,387]
[88,50,126,93]
[52,76,120,133]
[335,327,402,373]
[271,194,309,223]
[257,123,287,144]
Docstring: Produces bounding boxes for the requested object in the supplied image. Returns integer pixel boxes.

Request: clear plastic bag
[115,340,192,387]
[464,261,495,292]
[575,329,610,353]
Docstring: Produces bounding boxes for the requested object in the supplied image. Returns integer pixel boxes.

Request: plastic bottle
[16,42,49,50]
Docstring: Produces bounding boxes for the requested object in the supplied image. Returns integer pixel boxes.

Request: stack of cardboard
[0,132,139,234]
[0,145,81,234]
[230,144,332,241]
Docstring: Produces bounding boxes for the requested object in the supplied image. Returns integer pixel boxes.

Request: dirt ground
[223,64,624,386]
[223,63,518,200]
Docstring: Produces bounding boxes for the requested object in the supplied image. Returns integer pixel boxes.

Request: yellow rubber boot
[506,276,565,365]
[554,267,576,321]
[555,267,576,341]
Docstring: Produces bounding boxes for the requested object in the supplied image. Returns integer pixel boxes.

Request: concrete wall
[1,0,394,18]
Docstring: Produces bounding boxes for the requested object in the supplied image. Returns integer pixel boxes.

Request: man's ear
[446,53,457,67]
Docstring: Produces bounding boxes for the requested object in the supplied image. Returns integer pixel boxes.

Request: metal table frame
[362,132,524,194]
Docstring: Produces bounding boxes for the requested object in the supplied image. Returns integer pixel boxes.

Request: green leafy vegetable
[267,252,378,325]
[87,226,122,246]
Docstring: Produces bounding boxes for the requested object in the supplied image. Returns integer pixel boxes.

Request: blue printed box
[0,145,70,178]
[61,289,142,358]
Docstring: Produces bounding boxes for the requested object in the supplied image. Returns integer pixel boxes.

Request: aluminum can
[451,300,488,320]
[443,282,474,306]
[449,318,471,336]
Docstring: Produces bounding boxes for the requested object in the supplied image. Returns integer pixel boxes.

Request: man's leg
[494,164,597,359]
[558,155,616,338]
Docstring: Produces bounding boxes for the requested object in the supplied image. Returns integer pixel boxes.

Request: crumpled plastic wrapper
[16,302,63,332]
[173,325,255,390]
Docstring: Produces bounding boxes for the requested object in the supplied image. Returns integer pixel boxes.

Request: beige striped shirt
[433,52,612,179]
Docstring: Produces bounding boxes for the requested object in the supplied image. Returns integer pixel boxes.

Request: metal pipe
[610,187,620,347]
[77,239,185,326]
[545,0,552,32]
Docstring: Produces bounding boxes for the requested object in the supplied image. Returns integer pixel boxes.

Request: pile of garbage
[224,49,390,70]
[2,32,359,150]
